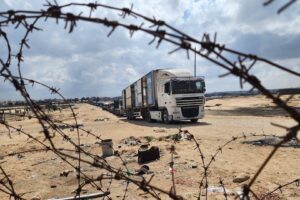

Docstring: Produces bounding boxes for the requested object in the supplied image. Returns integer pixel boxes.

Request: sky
[0,0,300,100]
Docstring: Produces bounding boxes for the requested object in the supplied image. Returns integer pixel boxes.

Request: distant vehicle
[102,101,114,111]
[112,99,125,116]
[122,69,206,123]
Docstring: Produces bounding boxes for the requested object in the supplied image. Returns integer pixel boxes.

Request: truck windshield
[171,79,205,94]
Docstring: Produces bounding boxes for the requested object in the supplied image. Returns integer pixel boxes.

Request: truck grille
[181,107,199,118]
[176,97,204,107]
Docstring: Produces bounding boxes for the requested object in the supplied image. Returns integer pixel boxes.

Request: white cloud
[0,0,299,100]
[24,55,74,84]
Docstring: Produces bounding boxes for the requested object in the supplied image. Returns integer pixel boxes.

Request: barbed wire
[0,165,25,200]
[0,1,299,199]
[263,0,298,14]
[260,178,300,199]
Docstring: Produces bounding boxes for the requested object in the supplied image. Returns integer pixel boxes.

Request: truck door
[160,81,171,107]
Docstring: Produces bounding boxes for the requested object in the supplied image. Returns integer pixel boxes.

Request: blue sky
[0,0,299,100]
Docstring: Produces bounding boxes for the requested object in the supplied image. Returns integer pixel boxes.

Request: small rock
[233,174,250,183]
[181,132,192,140]
[128,140,137,145]
[94,118,104,122]
[79,144,90,148]
[95,118,109,122]
[31,194,41,200]
[136,165,150,175]
[60,169,73,177]
[191,164,198,169]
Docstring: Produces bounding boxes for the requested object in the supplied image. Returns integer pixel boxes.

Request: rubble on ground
[243,136,300,148]
[120,136,141,146]
[158,132,192,141]
[138,145,160,164]
[60,169,73,177]
[94,117,110,122]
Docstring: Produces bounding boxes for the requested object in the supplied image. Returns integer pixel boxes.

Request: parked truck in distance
[122,69,206,123]
[112,99,125,116]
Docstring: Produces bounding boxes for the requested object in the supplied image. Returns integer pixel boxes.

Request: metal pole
[194,48,196,77]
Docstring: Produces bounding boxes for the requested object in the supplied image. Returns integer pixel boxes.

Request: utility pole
[194,48,197,77]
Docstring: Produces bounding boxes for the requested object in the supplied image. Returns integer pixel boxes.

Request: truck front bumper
[171,106,204,120]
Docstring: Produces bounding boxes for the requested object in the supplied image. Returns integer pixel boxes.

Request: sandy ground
[0,95,299,200]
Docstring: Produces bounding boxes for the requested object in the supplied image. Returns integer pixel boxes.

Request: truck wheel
[190,119,198,123]
[141,112,146,120]
[163,109,171,124]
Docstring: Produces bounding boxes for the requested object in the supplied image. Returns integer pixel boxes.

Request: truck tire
[190,119,198,123]
[162,109,171,124]
[141,111,146,120]
[127,110,135,120]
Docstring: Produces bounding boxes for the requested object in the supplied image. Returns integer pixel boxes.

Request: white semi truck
[122,69,206,123]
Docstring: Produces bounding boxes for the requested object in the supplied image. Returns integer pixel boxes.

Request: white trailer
[122,69,206,123]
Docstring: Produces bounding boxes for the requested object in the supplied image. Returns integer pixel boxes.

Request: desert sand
[0,95,299,200]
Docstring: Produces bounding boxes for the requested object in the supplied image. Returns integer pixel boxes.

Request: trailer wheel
[162,109,171,124]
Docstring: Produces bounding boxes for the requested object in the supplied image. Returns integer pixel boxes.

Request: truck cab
[156,69,205,123]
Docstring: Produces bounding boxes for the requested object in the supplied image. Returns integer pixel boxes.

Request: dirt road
[0,95,299,199]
